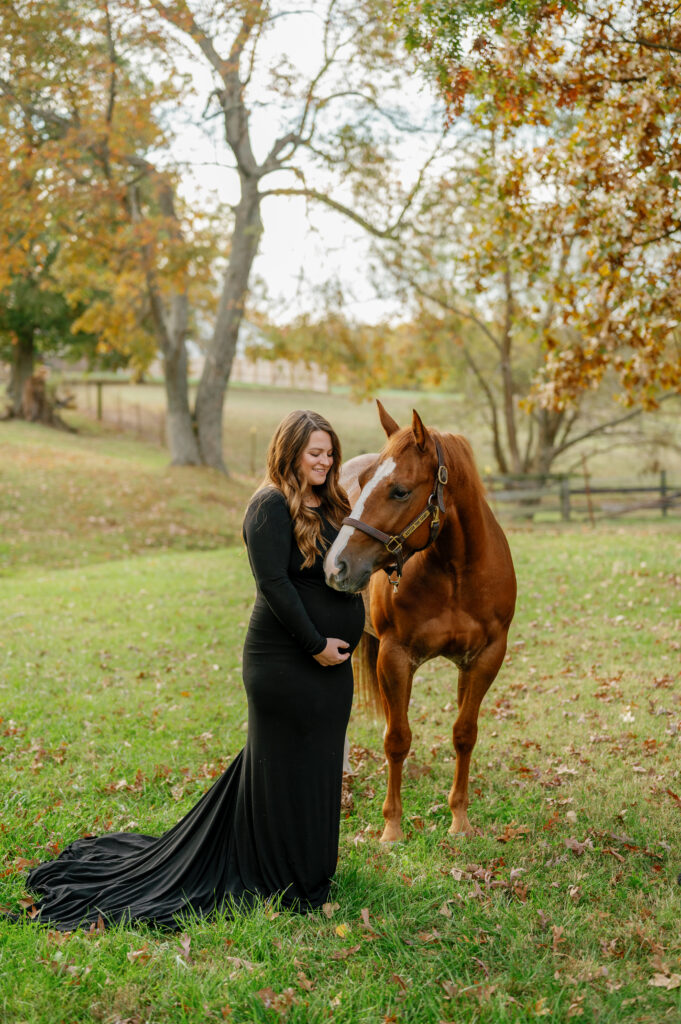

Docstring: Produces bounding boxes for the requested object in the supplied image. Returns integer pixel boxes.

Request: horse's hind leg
[449,637,507,835]
[377,640,414,843]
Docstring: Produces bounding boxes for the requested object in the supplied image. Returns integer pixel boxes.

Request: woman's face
[297,429,334,490]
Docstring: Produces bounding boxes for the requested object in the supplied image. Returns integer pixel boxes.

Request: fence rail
[485,473,680,521]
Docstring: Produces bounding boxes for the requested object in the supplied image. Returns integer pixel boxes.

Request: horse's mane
[388,426,487,504]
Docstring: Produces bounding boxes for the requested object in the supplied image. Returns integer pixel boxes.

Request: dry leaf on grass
[564,836,593,856]
[126,944,151,964]
[297,970,314,992]
[331,944,361,961]
[495,823,531,843]
[256,987,298,1014]
[648,972,681,989]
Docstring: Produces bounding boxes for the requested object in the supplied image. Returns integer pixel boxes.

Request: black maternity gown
[21,487,365,930]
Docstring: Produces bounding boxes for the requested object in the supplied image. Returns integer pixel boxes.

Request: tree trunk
[527,408,565,477]
[164,338,201,465]
[8,332,35,416]
[196,179,263,472]
[500,265,521,474]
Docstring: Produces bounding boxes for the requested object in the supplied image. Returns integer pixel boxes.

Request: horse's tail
[352,631,383,718]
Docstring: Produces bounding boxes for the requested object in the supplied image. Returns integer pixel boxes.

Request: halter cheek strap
[342,439,448,591]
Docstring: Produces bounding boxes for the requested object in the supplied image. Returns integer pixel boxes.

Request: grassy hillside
[1,419,680,1023]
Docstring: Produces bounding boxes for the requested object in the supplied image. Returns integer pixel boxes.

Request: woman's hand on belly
[313,638,350,667]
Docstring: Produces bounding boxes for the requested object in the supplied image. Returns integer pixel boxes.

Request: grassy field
[1,416,680,1024]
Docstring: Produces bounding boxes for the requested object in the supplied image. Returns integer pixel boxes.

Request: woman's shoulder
[244,486,290,529]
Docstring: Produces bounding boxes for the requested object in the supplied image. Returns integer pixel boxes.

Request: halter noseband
[341,439,448,591]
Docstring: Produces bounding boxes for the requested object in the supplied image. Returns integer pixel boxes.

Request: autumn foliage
[399,0,681,407]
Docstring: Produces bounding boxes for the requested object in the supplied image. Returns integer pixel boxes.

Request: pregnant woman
[20,410,365,929]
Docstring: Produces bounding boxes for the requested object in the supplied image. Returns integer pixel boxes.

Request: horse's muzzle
[324,556,370,593]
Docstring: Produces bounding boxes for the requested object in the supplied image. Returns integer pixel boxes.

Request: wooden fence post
[96,381,103,421]
[661,469,667,517]
[249,426,257,476]
[560,477,571,521]
[581,455,595,527]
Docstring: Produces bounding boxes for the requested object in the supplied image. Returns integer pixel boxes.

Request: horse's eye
[391,486,411,501]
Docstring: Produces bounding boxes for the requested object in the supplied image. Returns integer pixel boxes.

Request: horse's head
[324,400,446,593]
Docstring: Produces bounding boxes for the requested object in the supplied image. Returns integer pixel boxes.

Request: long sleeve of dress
[243,489,327,656]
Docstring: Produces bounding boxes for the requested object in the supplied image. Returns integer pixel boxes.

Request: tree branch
[260,186,404,239]
[551,397,679,458]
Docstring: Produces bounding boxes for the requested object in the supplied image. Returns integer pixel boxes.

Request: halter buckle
[438,465,448,485]
[385,536,403,554]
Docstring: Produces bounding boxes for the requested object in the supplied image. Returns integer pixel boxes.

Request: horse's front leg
[377,639,414,843]
[449,636,507,836]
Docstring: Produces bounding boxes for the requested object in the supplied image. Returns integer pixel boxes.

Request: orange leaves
[255,987,298,1016]
[495,822,531,843]
[127,943,152,965]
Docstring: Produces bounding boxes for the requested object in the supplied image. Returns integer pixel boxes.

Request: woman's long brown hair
[262,410,351,567]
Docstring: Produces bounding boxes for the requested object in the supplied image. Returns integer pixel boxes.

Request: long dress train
[22,488,365,930]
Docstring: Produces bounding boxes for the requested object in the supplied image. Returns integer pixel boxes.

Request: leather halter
[342,439,448,591]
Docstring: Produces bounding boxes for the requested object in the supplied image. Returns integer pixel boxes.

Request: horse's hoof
[448,817,474,837]
[380,825,404,843]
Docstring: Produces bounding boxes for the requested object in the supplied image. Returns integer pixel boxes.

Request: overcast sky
[162,2,441,326]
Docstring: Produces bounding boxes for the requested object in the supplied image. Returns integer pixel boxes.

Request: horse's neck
[433,480,488,568]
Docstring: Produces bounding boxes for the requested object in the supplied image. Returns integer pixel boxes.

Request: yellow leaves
[334,923,349,938]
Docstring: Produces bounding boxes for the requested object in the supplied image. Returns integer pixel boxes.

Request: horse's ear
[412,409,431,452]
[376,399,400,437]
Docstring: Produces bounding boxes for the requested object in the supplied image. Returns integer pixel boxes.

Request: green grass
[1,420,680,1023]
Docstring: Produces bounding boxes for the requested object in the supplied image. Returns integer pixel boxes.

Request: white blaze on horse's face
[324,456,396,588]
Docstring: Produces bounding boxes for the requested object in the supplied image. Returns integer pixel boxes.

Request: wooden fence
[485,473,680,522]
[63,379,680,522]
[67,379,167,446]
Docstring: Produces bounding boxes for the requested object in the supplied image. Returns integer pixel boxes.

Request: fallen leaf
[564,836,593,856]
[649,973,681,990]
[297,970,314,992]
[225,956,255,974]
[335,923,349,938]
[495,823,531,843]
[256,987,297,1012]
[127,944,151,964]
[178,932,192,963]
[330,944,361,961]
[322,901,340,919]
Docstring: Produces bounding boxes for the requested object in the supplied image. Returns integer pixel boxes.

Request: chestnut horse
[325,401,516,842]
